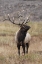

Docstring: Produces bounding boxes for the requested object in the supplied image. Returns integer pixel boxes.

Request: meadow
[0,21,42,64]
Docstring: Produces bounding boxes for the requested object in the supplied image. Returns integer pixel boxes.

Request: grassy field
[0,21,42,64]
[0,21,42,36]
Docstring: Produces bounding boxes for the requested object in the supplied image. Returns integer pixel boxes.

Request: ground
[0,35,42,64]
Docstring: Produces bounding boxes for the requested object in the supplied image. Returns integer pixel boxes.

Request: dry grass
[0,21,19,36]
[0,21,42,64]
[0,21,42,36]
[28,21,42,35]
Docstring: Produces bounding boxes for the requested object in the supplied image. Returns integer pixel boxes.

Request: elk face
[20,25,31,32]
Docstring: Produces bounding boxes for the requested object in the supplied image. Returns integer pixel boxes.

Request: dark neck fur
[17,29,27,43]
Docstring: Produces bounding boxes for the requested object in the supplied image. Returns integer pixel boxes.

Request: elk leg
[26,43,29,53]
[17,45,20,56]
[22,43,25,55]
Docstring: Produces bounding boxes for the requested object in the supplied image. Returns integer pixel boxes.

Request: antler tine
[8,14,14,24]
[24,17,30,24]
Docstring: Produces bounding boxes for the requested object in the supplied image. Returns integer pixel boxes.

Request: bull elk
[8,14,31,56]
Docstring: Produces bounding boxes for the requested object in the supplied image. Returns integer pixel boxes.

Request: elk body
[7,14,31,55]
[15,24,31,55]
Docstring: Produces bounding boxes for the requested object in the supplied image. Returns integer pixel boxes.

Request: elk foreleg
[17,44,20,56]
[22,43,25,55]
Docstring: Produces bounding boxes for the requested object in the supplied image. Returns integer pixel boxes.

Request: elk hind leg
[26,43,29,53]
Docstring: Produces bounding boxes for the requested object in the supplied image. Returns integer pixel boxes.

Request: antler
[24,17,30,24]
[24,15,30,24]
[7,14,30,26]
[8,14,17,24]
[8,14,14,24]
